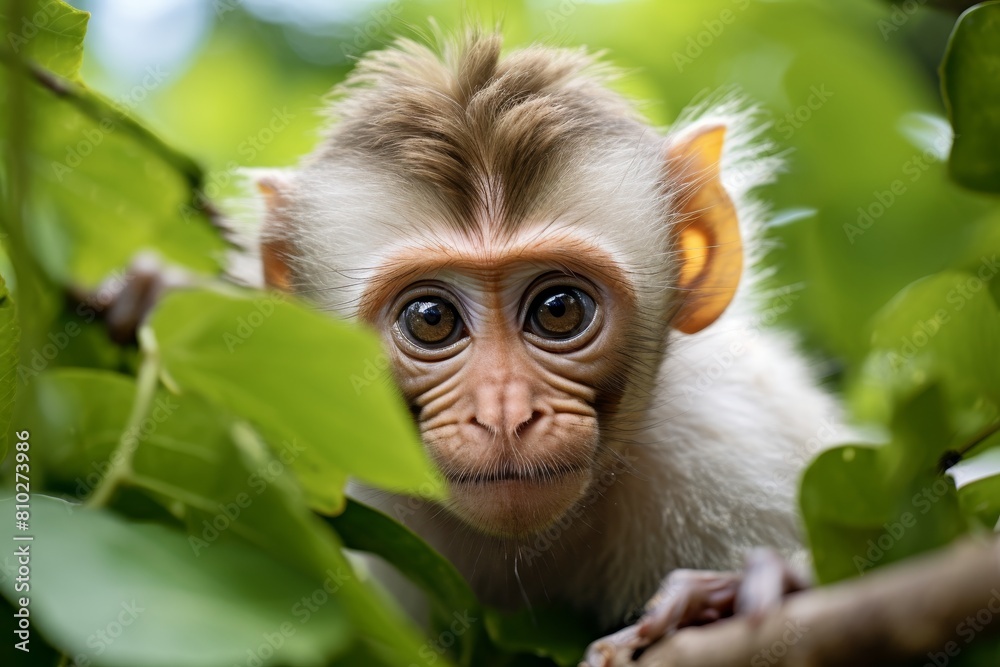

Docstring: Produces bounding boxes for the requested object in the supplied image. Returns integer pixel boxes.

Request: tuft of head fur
[240,31,778,328]
[315,29,642,231]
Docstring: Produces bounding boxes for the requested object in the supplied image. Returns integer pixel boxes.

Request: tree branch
[619,536,1000,667]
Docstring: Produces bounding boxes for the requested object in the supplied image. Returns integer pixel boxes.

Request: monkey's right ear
[255,171,295,292]
[665,124,742,334]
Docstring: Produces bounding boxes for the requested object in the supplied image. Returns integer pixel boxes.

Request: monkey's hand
[75,252,197,345]
[580,549,808,667]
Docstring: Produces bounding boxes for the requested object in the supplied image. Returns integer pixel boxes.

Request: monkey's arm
[69,252,199,344]
[608,536,1000,667]
[582,550,809,667]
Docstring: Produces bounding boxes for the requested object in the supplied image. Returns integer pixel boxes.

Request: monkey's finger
[105,269,159,344]
[98,252,196,344]
[734,548,809,619]
[637,570,740,640]
[580,624,642,667]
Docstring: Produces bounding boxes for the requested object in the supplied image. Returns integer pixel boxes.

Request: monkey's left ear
[254,171,295,292]
[666,125,742,334]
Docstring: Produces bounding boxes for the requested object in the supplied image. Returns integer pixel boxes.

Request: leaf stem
[958,419,1000,459]
[0,46,235,240]
[939,419,1000,472]
[0,47,203,190]
[85,328,161,508]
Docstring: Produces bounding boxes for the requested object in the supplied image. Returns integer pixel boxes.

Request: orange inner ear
[258,179,294,292]
[261,238,293,291]
[669,125,742,334]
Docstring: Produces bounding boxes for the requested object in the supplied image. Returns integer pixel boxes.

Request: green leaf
[853,270,1000,423]
[328,500,482,663]
[802,446,966,583]
[800,445,901,583]
[801,445,895,528]
[0,0,90,79]
[942,1,1000,193]
[147,288,444,513]
[0,272,18,461]
[15,368,448,667]
[13,368,131,491]
[329,500,478,618]
[801,385,967,584]
[485,607,594,667]
[11,78,225,286]
[883,382,955,477]
[0,495,351,667]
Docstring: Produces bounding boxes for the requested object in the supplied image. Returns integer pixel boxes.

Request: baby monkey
[109,29,838,666]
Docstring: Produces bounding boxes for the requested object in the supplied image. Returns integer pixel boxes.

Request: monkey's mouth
[445,462,585,485]
[440,461,593,538]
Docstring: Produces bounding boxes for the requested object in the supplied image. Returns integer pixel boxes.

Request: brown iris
[526,287,595,339]
[400,297,462,347]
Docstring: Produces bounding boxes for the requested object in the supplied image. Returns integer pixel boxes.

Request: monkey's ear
[255,171,295,292]
[667,125,742,334]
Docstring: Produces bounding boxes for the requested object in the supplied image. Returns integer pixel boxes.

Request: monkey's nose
[470,410,543,439]
[514,410,544,438]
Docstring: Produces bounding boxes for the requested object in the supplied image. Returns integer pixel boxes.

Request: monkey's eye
[525,287,596,340]
[399,297,464,348]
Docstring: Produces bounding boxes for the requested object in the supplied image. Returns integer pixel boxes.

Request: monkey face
[255,35,744,539]
[359,232,638,538]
